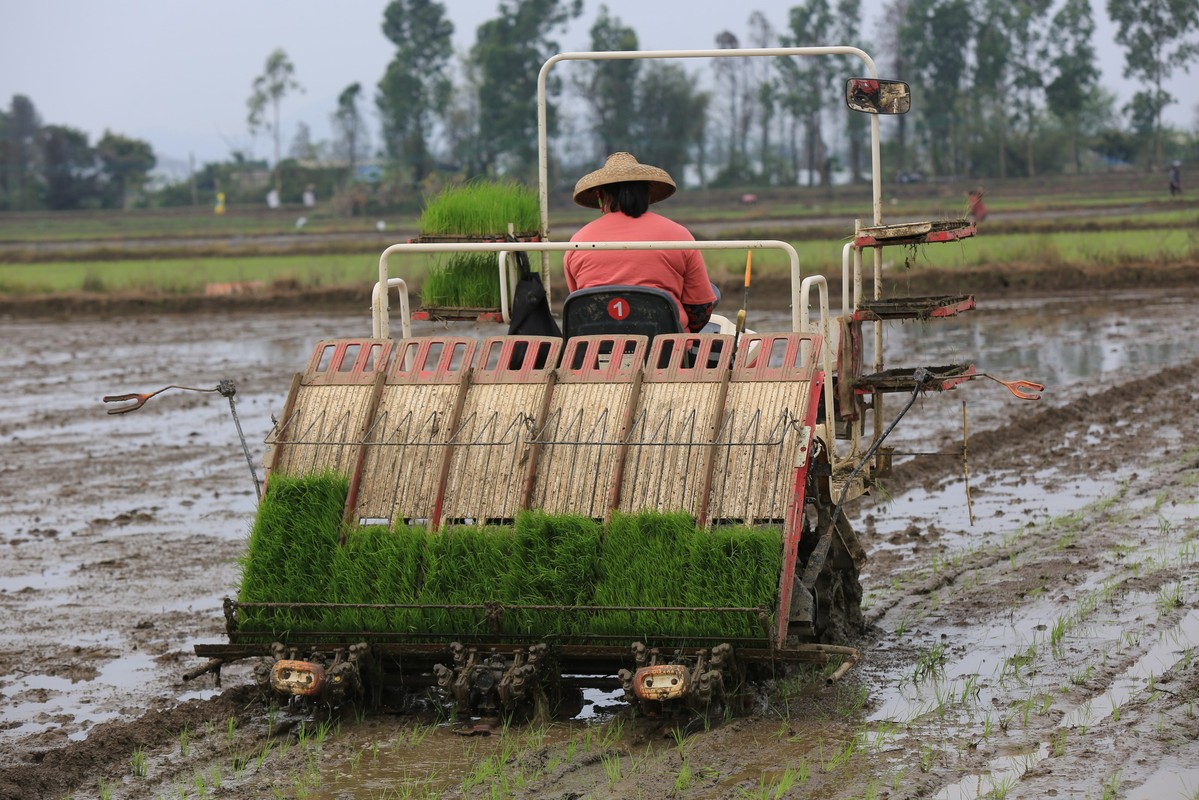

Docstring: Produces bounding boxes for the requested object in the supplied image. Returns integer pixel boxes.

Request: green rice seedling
[418,252,504,309]
[327,523,426,633]
[502,511,602,636]
[593,511,694,637]
[684,524,783,639]
[1101,769,1122,800]
[602,751,622,786]
[1157,582,1185,616]
[418,179,539,237]
[131,746,148,777]
[674,754,693,791]
[911,643,947,682]
[179,725,191,758]
[420,524,516,633]
[237,472,349,632]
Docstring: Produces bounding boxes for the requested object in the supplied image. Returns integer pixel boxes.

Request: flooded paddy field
[1,285,1197,799]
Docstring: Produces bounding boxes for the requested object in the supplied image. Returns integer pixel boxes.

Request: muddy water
[2,287,1198,798]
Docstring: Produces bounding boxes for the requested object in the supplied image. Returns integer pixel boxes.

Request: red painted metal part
[732,333,822,382]
[775,362,825,646]
[388,337,478,385]
[303,339,393,386]
[643,333,735,379]
[472,336,564,384]
[557,335,648,383]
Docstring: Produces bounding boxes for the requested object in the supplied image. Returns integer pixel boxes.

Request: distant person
[967,188,988,223]
[1169,162,1182,196]
[302,184,316,207]
[564,152,717,333]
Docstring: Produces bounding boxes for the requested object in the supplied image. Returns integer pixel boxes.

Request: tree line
[2,0,1196,213]
[0,95,156,211]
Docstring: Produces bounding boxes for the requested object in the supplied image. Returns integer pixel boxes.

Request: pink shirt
[564,211,716,329]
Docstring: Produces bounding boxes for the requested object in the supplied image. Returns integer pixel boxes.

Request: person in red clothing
[564,152,718,333]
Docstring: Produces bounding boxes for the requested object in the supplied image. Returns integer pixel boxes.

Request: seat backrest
[562,285,683,340]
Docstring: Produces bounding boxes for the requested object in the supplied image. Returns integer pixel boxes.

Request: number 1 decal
[607,297,630,320]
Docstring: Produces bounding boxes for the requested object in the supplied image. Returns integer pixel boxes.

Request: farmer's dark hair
[599,181,650,218]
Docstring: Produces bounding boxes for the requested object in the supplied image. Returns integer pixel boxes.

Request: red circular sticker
[607,297,631,320]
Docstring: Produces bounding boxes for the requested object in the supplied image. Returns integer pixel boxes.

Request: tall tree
[1,95,42,210]
[39,125,95,210]
[331,82,370,184]
[747,11,780,181]
[901,0,973,177]
[95,131,155,208]
[711,30,755,184]
[1045,0,1100,173]
[1008,0,1053,177]
[875,0,911,175]
[633,62,710,185]
[973,2,1014,177]
[831,0,868,183]
[575,5,640,160]
[470,0,584,177]
[247,48,303,193]
[779,0,835,187]
[1107,0,1199,168]
[377,0,454,187]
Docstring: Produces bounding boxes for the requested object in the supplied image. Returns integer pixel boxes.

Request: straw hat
[572,152,676,208]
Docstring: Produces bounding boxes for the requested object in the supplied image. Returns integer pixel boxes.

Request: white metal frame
[371,46,898,482]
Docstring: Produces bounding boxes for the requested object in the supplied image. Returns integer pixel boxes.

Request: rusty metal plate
[632,664,690,701]
[270,659,325,696]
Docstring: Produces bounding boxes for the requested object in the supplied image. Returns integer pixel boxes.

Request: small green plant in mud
[911,643,947,682]
[1052,729,1069,757]
[740,764,803,798]
[179,724,191,757]
[989,774,1018,799]
[130,745,148,777]
[602,751,623,786]
[1157,582,1185,616]
[674,754,693,791]
[1050,615,1068,648]
[919,743,935,773]
[837,685,870,718]
[97,779,113,800]
[1101,769,1123,799]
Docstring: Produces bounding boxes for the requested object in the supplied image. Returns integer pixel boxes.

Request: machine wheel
[802,506,866,644]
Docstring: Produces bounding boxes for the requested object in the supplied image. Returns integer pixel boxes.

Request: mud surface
[2,286,1198,799]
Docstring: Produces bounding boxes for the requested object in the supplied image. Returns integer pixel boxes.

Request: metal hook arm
[975,374,1044,401]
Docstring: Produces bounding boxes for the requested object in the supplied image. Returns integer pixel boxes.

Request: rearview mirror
[845,78,911,115]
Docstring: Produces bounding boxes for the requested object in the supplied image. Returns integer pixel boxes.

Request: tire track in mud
[846,356,1199,798]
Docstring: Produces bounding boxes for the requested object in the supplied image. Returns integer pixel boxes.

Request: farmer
[1169,161,1182,196]
[564,152,718,333]
[967,188,988,223]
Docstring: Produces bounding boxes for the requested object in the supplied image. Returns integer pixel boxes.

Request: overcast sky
[3,0,1193,175]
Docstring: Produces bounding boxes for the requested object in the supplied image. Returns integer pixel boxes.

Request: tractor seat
[561,285,683,340]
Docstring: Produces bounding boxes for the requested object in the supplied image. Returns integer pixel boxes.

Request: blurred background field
[0,173,1195,299]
